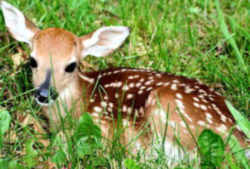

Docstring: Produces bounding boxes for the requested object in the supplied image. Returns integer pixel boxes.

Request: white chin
[35,98,54,107]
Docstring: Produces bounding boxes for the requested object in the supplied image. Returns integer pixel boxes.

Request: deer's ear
[0,1,39,46]
[80,26,129,58]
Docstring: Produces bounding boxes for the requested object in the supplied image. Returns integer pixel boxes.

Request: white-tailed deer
[1,1,248,162]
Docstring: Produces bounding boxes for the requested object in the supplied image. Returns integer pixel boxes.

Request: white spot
[176,93,183,99]
[107,107,113,112]
[121,69,127,72]
[156,73,162,78]
[97,74,102,79]
[123,119,129,126]
[145,80,154,86]
[134,109,139,117]
[127,94,134,99]
[94,106,102,113]
[184,86,194,94]
[115,82,122,87]
[169,121,176,128]
[101,101,107,108]
[228,118,233,123]
[103,111,109,115]
[199,89,207,94]
[127,107,133,115]
[90,99,95,103]
[122,84,129,91]
[139,107,144,115]
[108,102,114,108]
[193,102,200,108]
[128,76,134,80]
[140,86,146,90]
[176,99,192,122]
[138,90,143,95]
[122,105,127,112]
[198,95,205,99]
[148,76,154,80]
[136,82,142,88]
[156,82,163,86]
[171,84,178,91]
[113,70,120,74]
[164,82,170,86]
[180,121,186,128]
[129,83,135,88]
[115,93,119,98]
[209,96,215,101]
[206,118,213,124]
[202,99,208,103]
[172,80,179,83]
[193,97,200,102]
[134,75,140,79]
[91,112,99,117]
[220,115,227,123]
[139,78,145,82]
[194,85,200,89]
[146,87,153,91]
[104,84,110,88]
[104,95,108,100]
[190,125,195,129]
[176,99,185,110]
[209,88,215,92]
[212,104,223,116]
[205,113,212,119]
[183,112,193,122]
[197,120,206,127]
[216,124,227,133]
[205,113,213,124]
[200,105,207,111]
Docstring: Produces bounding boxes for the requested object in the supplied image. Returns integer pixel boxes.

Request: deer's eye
[29,57,38,68]
[65,62,77,73]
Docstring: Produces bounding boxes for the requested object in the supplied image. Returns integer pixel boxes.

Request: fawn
[1,1,248,162]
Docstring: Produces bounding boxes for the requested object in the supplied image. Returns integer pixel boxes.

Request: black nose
[35,87,58,104]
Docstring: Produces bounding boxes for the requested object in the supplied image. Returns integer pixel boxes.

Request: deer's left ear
[80,26,129,58]
[0,1,39,46]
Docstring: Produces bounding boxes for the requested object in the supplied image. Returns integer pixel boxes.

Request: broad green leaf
[23,139,38,168]
[52,149,67,167]
[8,160,25,169]
[124,158,142,169]
[74,113,103,158]
[0,110,11,134]
[198,129,225,169]
[0,159,8,169]
[76,137,102,157]
[74,113,101,140]
[225,100,250,138]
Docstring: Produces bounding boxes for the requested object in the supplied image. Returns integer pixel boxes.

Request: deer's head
[1,1,129,106]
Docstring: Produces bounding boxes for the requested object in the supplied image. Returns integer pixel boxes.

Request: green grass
[0,0,249,168]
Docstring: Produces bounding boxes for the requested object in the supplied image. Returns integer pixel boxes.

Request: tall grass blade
[225,100,250,138]
[214,0,247,72]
